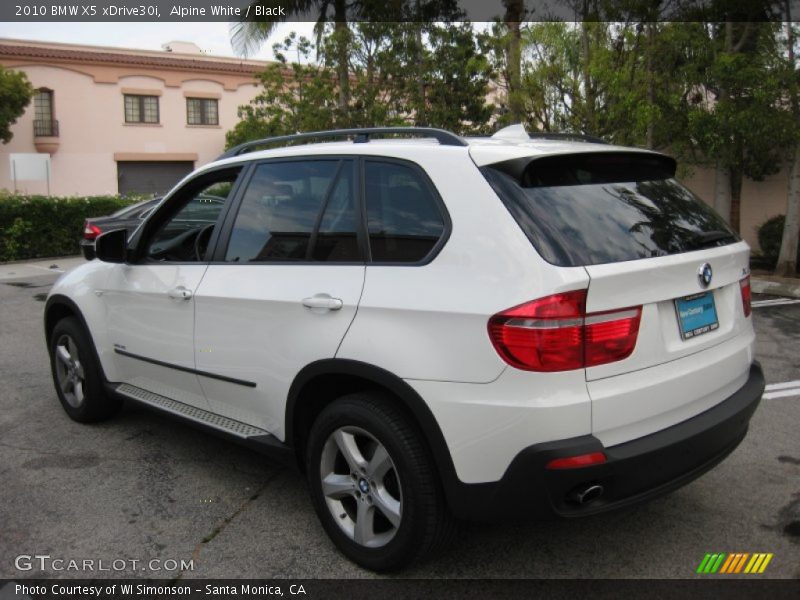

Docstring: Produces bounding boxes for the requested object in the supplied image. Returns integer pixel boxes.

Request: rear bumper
[446,362,764,521]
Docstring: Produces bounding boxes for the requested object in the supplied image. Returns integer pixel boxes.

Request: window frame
[360,157,451,267]
[186,97,219,126]
[209,155,451,267]
[124,94,160,124]
[126,164,248,265]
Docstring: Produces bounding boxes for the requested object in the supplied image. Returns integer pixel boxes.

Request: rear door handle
[167,286,193,301]
[302,294,343,311]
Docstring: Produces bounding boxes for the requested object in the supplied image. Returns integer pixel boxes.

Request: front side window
[124,94,159,124]
[187,98,219,125]
[364,160,445,263]
[224,160,359,263]
[145,168,240,262]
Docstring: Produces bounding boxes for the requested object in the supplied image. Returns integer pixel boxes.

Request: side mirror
[95,228,128,263]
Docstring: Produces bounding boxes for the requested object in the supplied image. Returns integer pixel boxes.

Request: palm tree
[232,0,364,110]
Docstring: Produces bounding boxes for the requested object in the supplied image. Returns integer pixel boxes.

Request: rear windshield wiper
[690,230,738,249]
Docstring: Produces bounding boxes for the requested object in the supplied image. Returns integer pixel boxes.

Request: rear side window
[224,160,359,263]
[365,160,445,263]
[481,152,738,267]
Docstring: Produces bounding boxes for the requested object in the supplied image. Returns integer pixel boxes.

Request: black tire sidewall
[49,317,116,422]
[306,395,437,572]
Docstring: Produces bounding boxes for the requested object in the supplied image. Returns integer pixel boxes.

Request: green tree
[680,17,792,232]
[227,23,493,146]
[231,0,362,109]
[0,67,33,144]
[776,8,800,276]
[225,34,339,148]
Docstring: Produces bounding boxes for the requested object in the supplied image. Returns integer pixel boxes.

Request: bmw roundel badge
[697,263,713,288]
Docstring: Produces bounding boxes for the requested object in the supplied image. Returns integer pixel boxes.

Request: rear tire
[306,392,456,571]
[49,317,121,423]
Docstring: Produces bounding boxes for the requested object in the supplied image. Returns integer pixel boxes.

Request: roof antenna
[491,123,529,141]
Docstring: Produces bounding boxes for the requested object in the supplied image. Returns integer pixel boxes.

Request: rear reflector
[488,290,641,372]
[546,452,607,470]
[739,276,751,317]
[84,223,102,240]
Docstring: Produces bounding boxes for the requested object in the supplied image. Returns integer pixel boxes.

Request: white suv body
[45,127,764,570]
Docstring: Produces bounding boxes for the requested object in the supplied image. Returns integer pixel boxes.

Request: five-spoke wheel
[320,426,403,548]
[306,392,455,571]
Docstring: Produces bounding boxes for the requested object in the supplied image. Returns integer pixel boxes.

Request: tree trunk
[645,22,655,148]
[730,168,742,233]
[333,0,349,112]
[504,0,524,122]
[776,145,800,276]
[714,160,732,225]
[415,23,426,126]
[580,19,595,133]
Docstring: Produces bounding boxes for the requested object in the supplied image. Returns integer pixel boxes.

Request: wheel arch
[286,359,461,505]
[44,295,88,346]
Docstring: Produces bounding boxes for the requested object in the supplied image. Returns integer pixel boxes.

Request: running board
[114,383,294,464]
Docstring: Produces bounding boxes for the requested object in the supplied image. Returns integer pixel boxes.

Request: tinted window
[224,160,359,263]
[365,161,445,263]
[481,154,738,267]
[146,171,239,262]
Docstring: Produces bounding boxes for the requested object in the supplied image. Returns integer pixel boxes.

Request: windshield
[481,155,738,267]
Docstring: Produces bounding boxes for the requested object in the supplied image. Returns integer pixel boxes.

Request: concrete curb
[751,277,800,299]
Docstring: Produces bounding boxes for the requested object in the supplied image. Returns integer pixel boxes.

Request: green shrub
[0,194,142,261]
[757,214,800,271]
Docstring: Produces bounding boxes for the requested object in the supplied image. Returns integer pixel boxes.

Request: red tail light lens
[585,308,642,367]
[546,452,607,470]
[488,290,641,372]
[739,276,751,317]
[84,223,102,240]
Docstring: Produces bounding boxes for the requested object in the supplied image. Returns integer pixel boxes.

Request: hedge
[0,192,144,262]
[757,214,800,272]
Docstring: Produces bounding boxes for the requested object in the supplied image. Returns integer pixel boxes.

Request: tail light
[739,276,751,317]
[488,290,641,372]
[83,223,102,240]
[546,452,607,470]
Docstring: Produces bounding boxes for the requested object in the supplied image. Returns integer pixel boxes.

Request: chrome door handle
[167,286,193,301]
[302,294,343,311]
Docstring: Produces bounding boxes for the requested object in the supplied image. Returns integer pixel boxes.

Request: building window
[186,98,219,126]
[124,94,159,124]
[34,89,58,136]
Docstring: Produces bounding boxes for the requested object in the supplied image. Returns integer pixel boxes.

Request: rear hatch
[477,149,754,445]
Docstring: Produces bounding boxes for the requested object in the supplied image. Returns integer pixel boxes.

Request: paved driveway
[0,265,798,579]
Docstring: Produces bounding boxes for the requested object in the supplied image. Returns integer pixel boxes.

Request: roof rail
[527,132,608,145]
[218,127,467,159]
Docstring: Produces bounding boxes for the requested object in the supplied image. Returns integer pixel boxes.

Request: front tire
[49,317,120,422]
[306,392,455,571]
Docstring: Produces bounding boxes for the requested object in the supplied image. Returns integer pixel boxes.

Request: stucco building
[0,38,268,196]
[0,37,791,251]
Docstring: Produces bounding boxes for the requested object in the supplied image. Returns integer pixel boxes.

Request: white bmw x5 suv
[45,125,764,571]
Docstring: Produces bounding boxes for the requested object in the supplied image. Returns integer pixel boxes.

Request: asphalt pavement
[0,262,798,579]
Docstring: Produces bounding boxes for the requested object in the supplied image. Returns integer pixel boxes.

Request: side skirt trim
[114,348,256,388]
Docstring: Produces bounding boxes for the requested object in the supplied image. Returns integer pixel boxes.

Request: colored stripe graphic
[735,553,749,573]
[699,553,773,574]
[719,554,736,573]
[697,554,712,573]
[758,554,773,573]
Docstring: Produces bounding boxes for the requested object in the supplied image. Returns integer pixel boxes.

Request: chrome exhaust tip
[569,484,604,505]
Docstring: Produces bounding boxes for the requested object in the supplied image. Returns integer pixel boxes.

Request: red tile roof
[0,41,270,76]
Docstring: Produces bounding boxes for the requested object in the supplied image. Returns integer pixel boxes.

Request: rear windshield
[481,153,739,267]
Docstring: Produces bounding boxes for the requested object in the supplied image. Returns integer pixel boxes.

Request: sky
[0,22,318,61]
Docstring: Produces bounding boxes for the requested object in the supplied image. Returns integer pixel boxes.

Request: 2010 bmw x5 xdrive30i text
[44,125,764,571]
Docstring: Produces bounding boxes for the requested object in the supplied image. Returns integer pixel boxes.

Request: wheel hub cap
[319,426,403,548]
